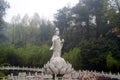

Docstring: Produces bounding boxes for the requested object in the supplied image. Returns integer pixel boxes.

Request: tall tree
[54,7,71,34]
[84,0,105,38]
[0,0,9,43]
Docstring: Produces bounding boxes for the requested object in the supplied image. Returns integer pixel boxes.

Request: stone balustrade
[0,66,42,72]
[4,70,120,80]
[0,66,120,80]
[63,70,120,80]
[7,72,53,80]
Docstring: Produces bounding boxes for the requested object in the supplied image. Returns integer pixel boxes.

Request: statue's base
[43,57,74,75]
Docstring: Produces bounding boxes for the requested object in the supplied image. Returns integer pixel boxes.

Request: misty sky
[4,0,79,22]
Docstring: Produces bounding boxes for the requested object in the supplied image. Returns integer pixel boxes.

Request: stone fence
[5,70,120,80]
[7,72,53,80]
[0,66,42,72]
[63,70,120,80]
[0,66,120,80]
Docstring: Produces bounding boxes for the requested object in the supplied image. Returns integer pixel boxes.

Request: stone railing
[5,70,120,80]
[7,72,53,80]
[0,66,120,80]
[63,70,120,80]
[0,66,42,72]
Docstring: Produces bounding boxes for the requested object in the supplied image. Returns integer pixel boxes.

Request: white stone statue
[50,27,64,59]
[43,27,73,76]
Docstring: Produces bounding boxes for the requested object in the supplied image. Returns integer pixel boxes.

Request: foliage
[0,0,9,43]
[6,14,54,46]
[106,52,119,70]
[0,72,5,77]
[78,39,106,70]
[63,48,82,70]
[0,44,52,67]
[0,0,9,20]
[79,38,120,72]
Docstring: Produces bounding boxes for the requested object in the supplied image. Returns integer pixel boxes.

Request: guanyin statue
[43,27,73,76]
[50,27,64,59]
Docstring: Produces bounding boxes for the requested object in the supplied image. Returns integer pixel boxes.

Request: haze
[4,0,79,22]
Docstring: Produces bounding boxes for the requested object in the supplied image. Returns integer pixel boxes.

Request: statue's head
[55,27,60,35]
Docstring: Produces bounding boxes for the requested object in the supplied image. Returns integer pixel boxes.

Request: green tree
[0,0,9,43]
[63,48,82,69]
[106,52,119,71]
[6,13,54,46]
[54,7,71,34]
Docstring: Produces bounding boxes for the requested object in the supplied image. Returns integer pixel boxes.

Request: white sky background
[4,0,79,23]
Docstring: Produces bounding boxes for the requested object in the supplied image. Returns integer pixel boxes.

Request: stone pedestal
[43,57,73,76]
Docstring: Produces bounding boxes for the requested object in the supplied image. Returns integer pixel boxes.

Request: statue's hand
[62,39,64,43]
[50,46,53,50]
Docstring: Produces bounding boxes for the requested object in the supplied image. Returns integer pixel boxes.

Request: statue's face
[55,30,59,35]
